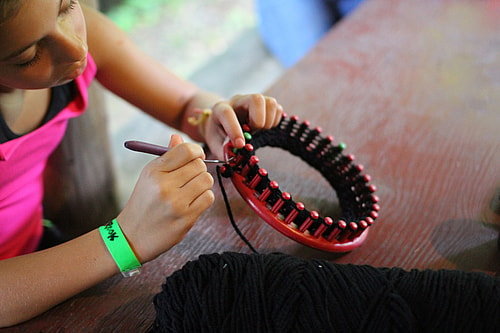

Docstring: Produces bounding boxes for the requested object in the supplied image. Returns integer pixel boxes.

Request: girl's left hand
[202,94,283,159]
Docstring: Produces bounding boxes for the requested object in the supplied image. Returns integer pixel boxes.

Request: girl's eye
[61,0,77,15]
[15,0,77,68]
[17,48,42,68]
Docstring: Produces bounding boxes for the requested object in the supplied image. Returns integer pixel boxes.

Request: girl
[0,0,282,327]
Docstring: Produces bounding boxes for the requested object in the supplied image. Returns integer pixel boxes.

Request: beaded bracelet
[99,219,142,277]
[219,114,379,252]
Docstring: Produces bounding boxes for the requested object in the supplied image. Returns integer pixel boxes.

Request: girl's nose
[52,23,87,63]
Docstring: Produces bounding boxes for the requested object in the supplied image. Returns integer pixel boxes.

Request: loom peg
[248,168,268,189]
[240,155,259,177]
[285,115,300,133]
[313,216,333,238]
[312,135,333,156]
[338,222,359,242]
[303,126,322,145]
[348,220,368,240]
[258,180,279,202]
[299,211,320,233]
[271,192,291,214]
[327,220,347,241]
[294,120,310,138]
[284,202,305,224]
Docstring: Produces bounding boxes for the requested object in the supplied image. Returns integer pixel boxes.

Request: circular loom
[219,114,379,252]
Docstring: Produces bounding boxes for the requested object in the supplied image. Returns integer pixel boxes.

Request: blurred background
[102,0,257,78]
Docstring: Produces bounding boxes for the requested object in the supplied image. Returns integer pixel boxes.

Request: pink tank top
[0,55,97,259]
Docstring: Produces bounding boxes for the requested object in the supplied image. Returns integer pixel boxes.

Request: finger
[272,101,284,127]
[154,142,206,172]
[263,96,281,128]
[164,158,208,188]
[189,188,215,214]
[231,94,266,130]
[164,171,214,219]
[168,133,184,148]
[181,171,215,208]
[212,102,245,148]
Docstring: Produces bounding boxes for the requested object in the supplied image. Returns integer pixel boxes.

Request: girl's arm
[83,5,216,140]
[82,5,283,158]
[0,230,117,327]
[0,137,214,327]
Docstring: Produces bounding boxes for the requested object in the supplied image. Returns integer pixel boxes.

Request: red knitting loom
[220,114,379,252]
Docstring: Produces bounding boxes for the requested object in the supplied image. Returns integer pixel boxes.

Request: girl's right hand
[116,134,215,263]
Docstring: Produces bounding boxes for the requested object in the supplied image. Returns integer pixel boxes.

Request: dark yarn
[216,165,258,254]
[150,252,499,333]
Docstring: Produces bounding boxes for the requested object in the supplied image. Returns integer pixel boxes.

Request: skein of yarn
[150,252,499,333]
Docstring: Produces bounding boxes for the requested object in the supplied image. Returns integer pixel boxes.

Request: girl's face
[0,0,87,91]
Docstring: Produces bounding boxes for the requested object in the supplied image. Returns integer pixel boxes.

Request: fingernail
[235,138,245,148]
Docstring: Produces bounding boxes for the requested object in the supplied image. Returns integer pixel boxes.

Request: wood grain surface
[4,0,499,331]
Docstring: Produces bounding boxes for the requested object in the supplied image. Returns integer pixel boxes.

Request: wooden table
[4,0,499,331]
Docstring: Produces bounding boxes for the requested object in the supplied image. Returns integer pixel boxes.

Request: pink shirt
[0,55,97,260]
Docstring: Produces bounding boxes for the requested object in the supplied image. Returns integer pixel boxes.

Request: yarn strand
[216,166,258,254]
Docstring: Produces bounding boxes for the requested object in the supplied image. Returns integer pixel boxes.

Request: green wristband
[100,219,141,277]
